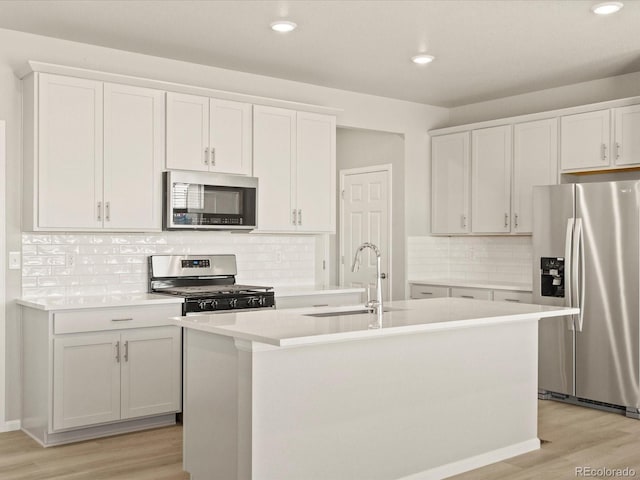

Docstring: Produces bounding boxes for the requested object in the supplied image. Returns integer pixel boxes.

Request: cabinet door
[166,92,210,171]
[120,327,181,419]
[296,112,336,232]
[209,99,253,175]
[450,287,492,300]
[512,118,558,234]
[560,109,610,171]
[431,132,470,234]
[409,284,449,299]
[471,126,512,233]
[38,74,103,229]
[613,105,640,167]
[253,106,296,231]
[53,333,121,430]
[103,83,164,230]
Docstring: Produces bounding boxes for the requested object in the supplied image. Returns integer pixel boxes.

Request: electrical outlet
[8,251,21,270]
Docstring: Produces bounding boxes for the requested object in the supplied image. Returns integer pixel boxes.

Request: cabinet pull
[312,304,329,307]
[124,340,129,362]
[514,213,519,228]
[504,213,509,228]
[461,214,467,228]
[616,142,621,159]
[298,209,302,225]
[601,143,607,161]
[204,147,209,165]
[111,317,133,322]
[292,209,297,225]
[97,201,102,221]
[115,341,120,363]
[105,201,110,222]
[421,291,434,295]
[504,298,521,303]
[211,147,216,166]
[461,295,474,299]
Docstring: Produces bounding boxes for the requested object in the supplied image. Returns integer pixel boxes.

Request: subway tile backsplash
[408,236,532,285]
[22,232,316,298]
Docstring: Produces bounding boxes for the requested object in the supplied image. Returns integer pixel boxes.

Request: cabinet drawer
[450,287,492,300]
[54,304,182,334]
[410,285,449,299]
[493,290,533,304]
[277,292,364,309]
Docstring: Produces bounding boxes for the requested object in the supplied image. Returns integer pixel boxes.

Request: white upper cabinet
[37,74,104,229]
[512,118,558,234]
[30,74,164,231]
[471,125,512,234]
[613,104,640,167]
[560,109,610,171]
[166,92,252,175]
[431,132,470,234]
[253,106,336,233]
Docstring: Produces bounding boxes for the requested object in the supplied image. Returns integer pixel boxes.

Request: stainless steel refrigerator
[533,181,640,418]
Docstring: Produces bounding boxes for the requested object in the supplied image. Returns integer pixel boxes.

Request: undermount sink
[304,307,402,318]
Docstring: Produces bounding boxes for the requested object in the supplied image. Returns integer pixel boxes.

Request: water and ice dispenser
[540,257,565,298]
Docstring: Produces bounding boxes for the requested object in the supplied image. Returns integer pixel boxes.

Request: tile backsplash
[21,232,316,298]
[408,235,532,285]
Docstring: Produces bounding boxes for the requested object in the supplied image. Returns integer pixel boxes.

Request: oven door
[164,171,258,230]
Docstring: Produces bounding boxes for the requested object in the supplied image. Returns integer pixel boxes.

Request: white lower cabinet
[21,302,182,446]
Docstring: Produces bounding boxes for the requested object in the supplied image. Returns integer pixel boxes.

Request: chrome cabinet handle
[601,143,607,161]
[421,291,434,295]
[292,209,297,225]
[461,214,467,228]
[97,201,102,221]
[115,341,120,363]
[124,341,129,362]
[504,213,509,228]
[105,201,110,222]
[504,298,521,303]
[204,147,209,165]
[616,142,621,159]
[211,147,216,166]
[461,295,474,299]
[298,209,302,225]
[111,317,133,322]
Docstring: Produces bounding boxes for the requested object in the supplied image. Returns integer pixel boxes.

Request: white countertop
[16,293,184,311]
[409,278,533,292]
[173,297,577,347]
[274,285,365,297]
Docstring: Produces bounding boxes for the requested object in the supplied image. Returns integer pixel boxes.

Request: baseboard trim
[399,438,541,480]
[0,420,22,433]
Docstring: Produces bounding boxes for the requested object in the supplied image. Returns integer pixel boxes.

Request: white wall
[448,70,640,126]
[0,27,449,423]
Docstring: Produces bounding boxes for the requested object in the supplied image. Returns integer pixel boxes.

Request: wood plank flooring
[1,401,639,479]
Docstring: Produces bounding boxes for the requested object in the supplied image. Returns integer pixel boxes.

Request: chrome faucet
[351,242,386,315]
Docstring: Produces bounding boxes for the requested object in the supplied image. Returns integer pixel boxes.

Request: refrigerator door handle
[565,217,575,330]
[575,218,585,332]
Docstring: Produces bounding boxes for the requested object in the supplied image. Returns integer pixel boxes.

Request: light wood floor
[1,401,639,479]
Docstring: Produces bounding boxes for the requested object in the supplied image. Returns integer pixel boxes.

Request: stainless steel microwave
[163,171,258,230]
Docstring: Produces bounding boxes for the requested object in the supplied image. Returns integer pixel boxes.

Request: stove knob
[258,296,267,306]
[211,299,219,310]
[198,300,209,310]
[248,296,259,307]
[229,298,238,309]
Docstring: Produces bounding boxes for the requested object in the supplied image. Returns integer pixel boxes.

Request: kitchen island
[174,298,577,480]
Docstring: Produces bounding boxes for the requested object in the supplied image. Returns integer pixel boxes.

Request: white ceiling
[0,0,638,107]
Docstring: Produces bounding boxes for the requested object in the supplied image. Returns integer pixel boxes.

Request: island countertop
[172,297,578,347]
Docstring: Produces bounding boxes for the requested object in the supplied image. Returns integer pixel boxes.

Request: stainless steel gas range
[148,254,275,315]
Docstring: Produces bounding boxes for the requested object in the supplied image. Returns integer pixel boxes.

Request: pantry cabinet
[253,106,336,233]
[471,125,512,233]
[23,73,164,231]
[20,301,183,446]
[431,132,470,234]
[166,92,252,175]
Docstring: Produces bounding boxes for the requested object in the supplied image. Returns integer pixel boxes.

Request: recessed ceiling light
[591,1,624,14]
[411,54,435,65]
[270,20,297,33]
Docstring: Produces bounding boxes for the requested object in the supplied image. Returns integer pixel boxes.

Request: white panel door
[209,99,252,175]
[103,83,164,231]
[253,105,296,231]
[431,132,470,234]
[121,327,181,419]
[512,118,558,234]
[166,92,210,171]
[341,169,390,301]
[614,105,640,167]
[560,109,610,171]
[38,74,103,229]
[53,333,121,430]
[296,112,336,233]
[471,125,512,233]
